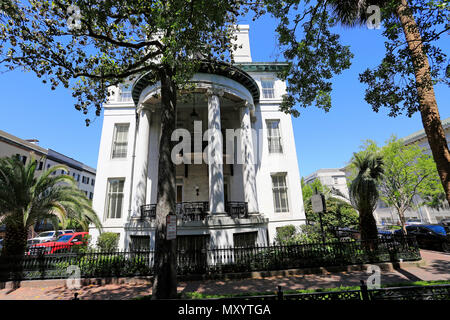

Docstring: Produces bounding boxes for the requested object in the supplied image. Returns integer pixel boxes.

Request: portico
[131,68,261,222]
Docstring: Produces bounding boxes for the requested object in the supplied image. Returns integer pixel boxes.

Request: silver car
[28,229,75,244]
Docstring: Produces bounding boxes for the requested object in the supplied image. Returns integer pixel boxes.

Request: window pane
[261,80,275,99]
[112,124,129,158]
[119,84,132,102]
[272,174,289,212]
[266,120,282,153]
[106,178,124,219]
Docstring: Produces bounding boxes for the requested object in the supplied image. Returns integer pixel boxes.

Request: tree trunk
[396,0,450,205]
[359,208,379,241]
[397,208,407,235]
[151,66,178,300]
[1,218,27,284]
[2,219,27,257]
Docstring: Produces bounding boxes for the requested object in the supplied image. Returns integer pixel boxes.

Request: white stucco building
[90,26,306,250]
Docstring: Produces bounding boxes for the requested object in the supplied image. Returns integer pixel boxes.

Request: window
[15,154,27,164]
[91,179,95,186]
[234,232,257,248]
[271,174,289,213]
[119,84,132,102]
[261,79,275,99]
[89,192,93,200]
[112,123,130,158]
[38,161,43,171]
[266,120,283,153]
[105,178,125,219]
[130,235,150,251]
[86,177,90,185]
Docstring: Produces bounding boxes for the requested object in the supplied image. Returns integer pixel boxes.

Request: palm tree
[0,156,102,257]
[349,152,384,241]
[327,0,450,206]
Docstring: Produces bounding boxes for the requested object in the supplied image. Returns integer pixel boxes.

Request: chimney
[25,139,40,145]
[231,25,252,63]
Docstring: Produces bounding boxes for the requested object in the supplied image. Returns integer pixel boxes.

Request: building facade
[0,129,96,200]
[304,168,349,199]
[90,25,306,250]
[0,129,96,235]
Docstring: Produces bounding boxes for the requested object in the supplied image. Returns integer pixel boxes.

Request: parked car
[395,225,450,252]
[440,219,450,231]
[377,228,394,238]
[405,219,423,226]
[28,232,88,255]
[28,229,75,244]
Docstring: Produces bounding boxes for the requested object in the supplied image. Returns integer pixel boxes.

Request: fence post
[360,280,370,301]
[277,285,284,301]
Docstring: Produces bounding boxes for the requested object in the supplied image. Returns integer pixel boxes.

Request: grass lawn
[134,279,450,300]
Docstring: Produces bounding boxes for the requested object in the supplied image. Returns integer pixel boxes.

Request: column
[206,88,226,214]
[240,102,259,214]
[132,106,151,217]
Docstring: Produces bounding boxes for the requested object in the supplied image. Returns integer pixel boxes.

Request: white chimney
[232,25,252,63]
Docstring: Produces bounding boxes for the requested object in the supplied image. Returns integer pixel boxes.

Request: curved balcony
[140,201,248,222]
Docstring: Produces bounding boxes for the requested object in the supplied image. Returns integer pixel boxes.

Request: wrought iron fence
[221,283,450,301]
[0,237,421,281]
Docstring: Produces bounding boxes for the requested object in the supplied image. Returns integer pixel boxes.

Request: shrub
[96,232,119,252]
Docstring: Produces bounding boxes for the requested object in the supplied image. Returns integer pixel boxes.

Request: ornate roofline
[132,60,262,107]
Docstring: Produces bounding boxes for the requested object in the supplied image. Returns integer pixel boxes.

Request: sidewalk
[0,250,448,300]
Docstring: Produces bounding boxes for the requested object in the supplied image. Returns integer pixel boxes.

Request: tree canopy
[0,0,245,124]
[352,136,445,232]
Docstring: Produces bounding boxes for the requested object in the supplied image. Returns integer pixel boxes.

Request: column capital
[205,87,225,98]
[136,103,145,114]
[137,103,156,114]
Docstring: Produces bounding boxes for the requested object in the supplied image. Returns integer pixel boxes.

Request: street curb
[0,259,426,290]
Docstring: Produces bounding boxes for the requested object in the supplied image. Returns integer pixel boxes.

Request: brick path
[0,250,448,300]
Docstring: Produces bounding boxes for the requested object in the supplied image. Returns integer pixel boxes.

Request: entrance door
[177,235,210,274]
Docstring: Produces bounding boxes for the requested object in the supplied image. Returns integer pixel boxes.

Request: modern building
[0,129,96,200]
[90,25,306,250]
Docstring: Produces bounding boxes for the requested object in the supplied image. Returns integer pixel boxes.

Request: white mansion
[90,26,306,250]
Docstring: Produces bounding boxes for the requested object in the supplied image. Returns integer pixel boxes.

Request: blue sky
[0,13,448,178]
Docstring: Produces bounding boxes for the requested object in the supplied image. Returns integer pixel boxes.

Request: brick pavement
[0,249,448,300]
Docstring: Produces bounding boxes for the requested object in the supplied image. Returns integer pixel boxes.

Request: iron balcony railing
[140,201,249,221]
[225,202,249,218]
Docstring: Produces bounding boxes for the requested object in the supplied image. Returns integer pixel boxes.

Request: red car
[29,232,89,254]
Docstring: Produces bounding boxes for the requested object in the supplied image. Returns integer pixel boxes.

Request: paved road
[0,250,448,300]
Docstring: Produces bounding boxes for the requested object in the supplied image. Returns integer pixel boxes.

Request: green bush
[96,232,119,252]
